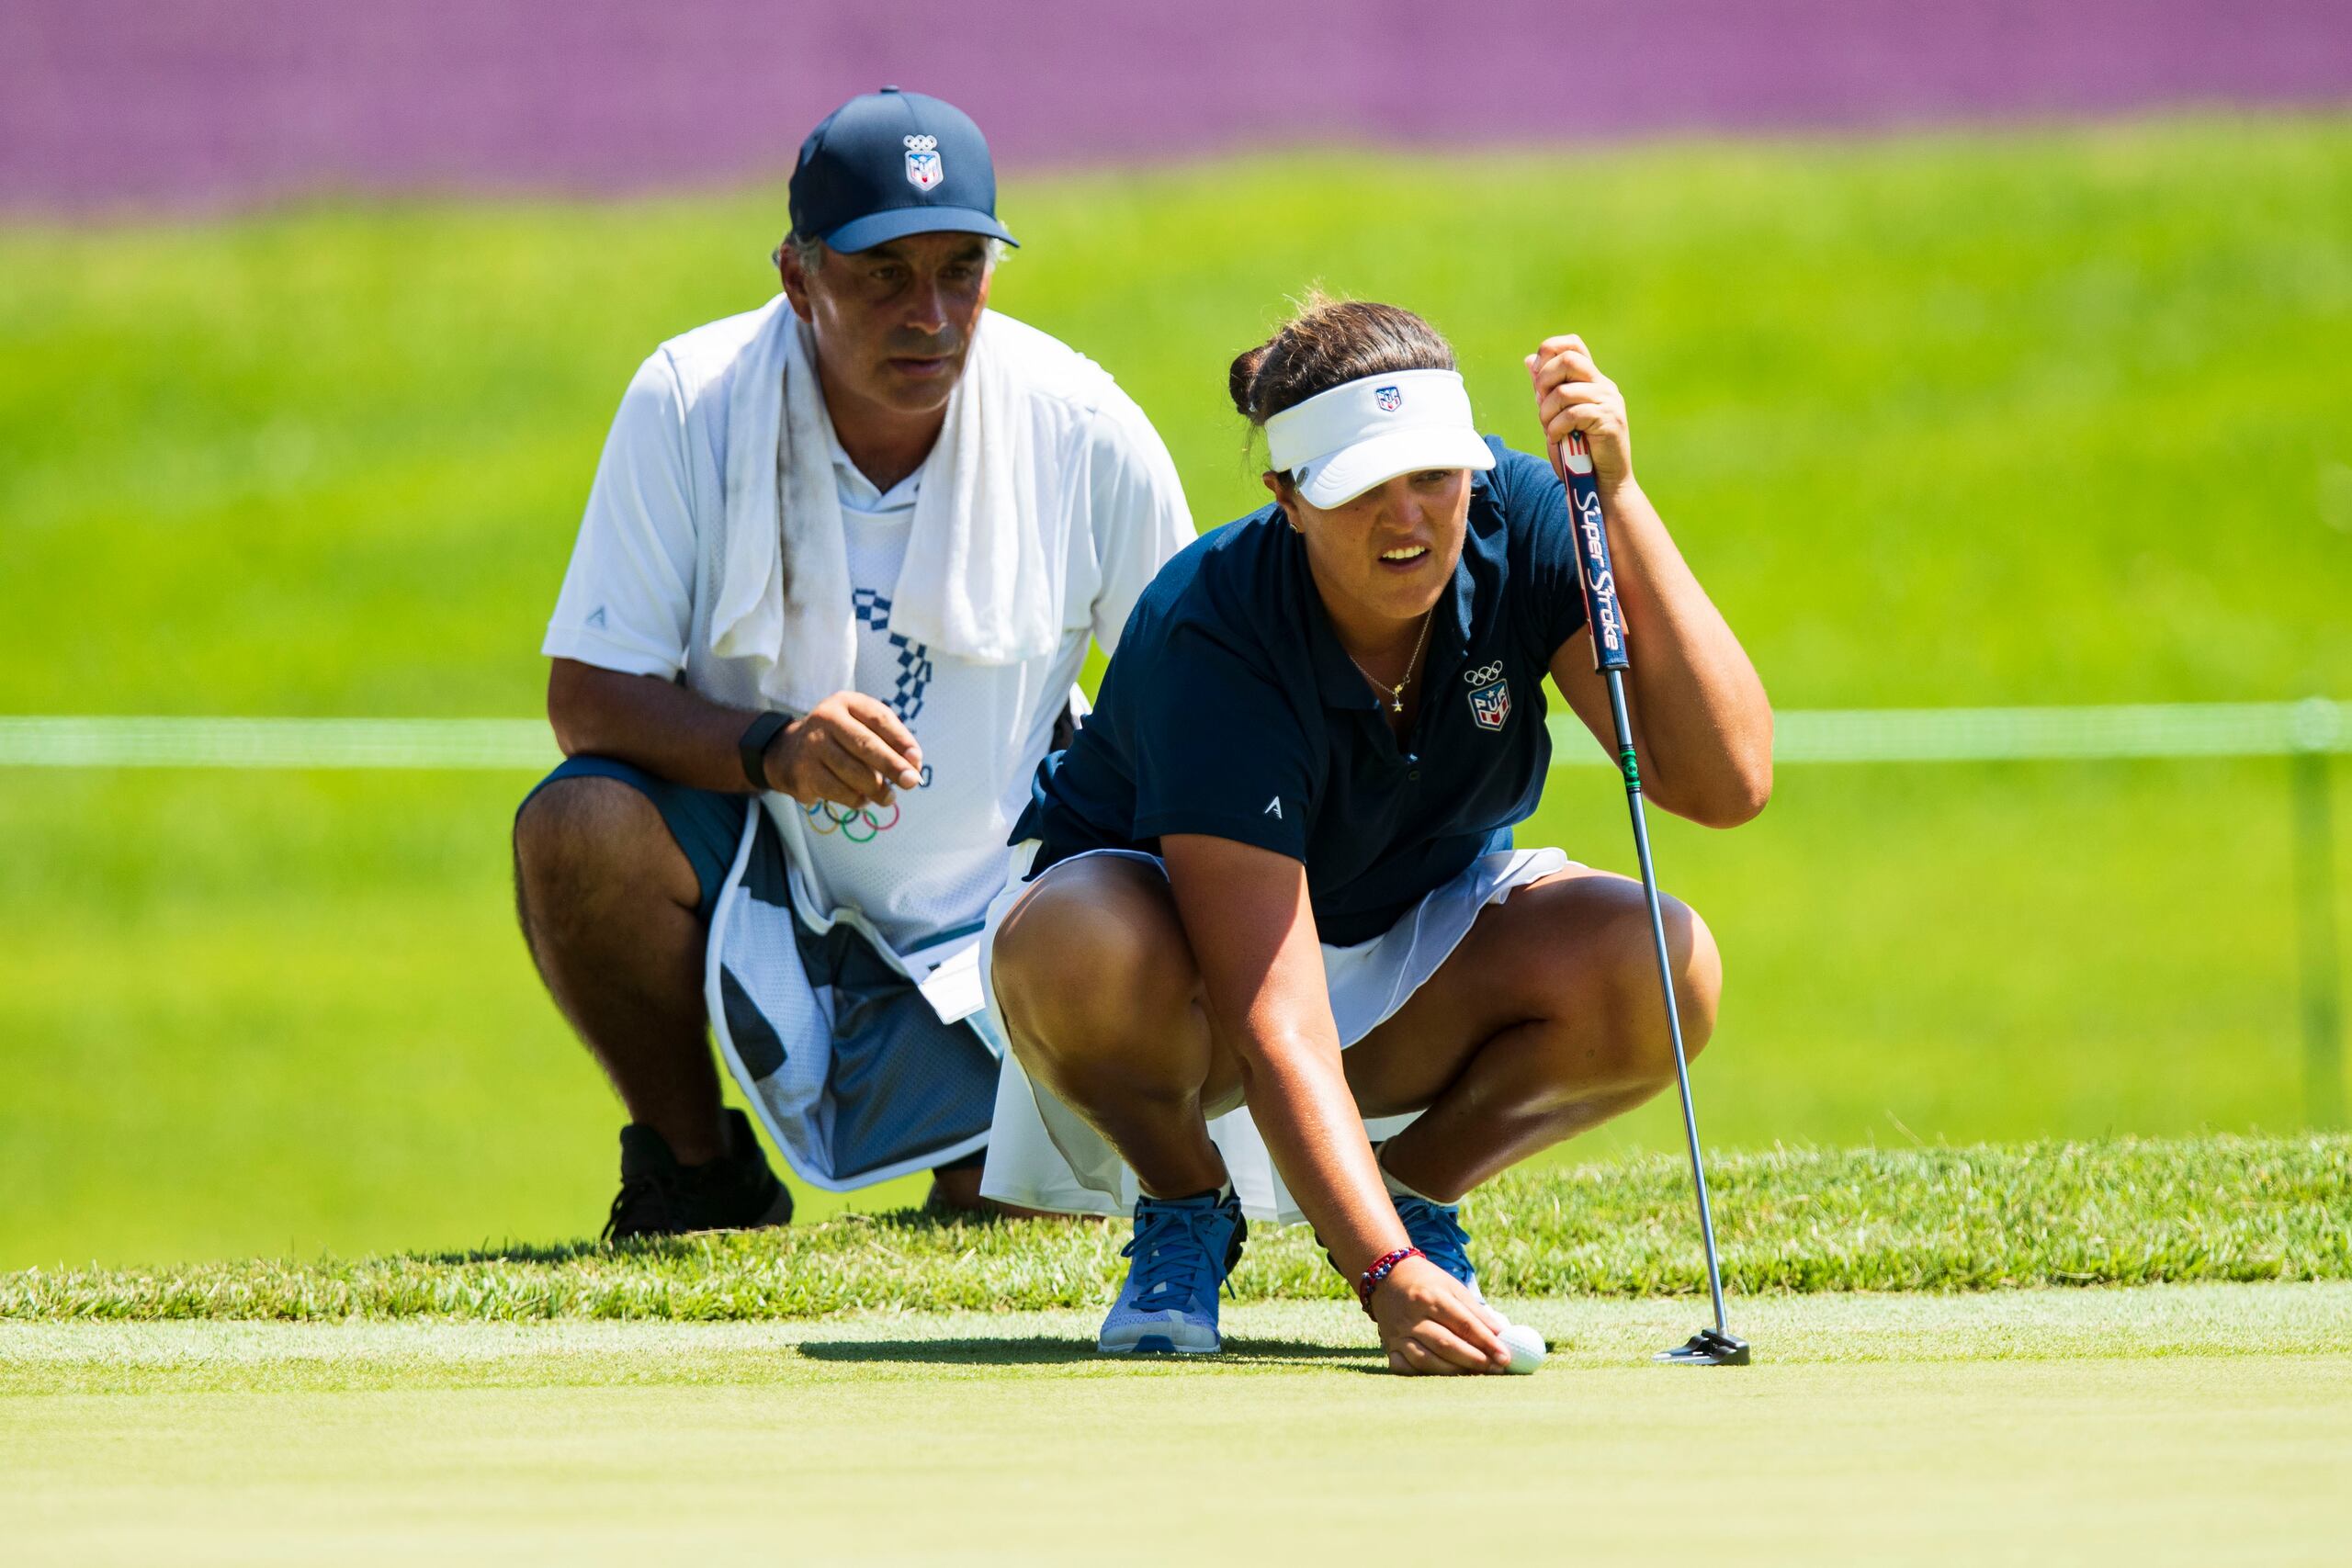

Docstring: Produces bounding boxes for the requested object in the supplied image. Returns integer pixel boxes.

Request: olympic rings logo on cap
[803,764,933,845]
[1464,662,1505,685]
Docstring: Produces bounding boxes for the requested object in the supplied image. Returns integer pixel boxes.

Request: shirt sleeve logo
[1464,661,1511,732]
[904,134,944,190]
[1263,795,1283,818]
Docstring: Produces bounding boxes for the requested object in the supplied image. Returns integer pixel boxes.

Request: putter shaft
[1600,664,1730,1339]
[1544,423,1743,1361]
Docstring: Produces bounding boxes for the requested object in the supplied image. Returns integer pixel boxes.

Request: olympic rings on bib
[805,799,902,840]
[1464,661,1505,685]
[801,765,931,845]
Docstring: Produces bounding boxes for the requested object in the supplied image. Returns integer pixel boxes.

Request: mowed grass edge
[7,1134,2344,1322]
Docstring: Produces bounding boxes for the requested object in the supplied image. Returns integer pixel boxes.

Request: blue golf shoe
[1390,1191,1483,1300]
[1098,1188,1246,1355]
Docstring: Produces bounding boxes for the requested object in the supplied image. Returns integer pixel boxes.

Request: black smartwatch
[738,711,791,794]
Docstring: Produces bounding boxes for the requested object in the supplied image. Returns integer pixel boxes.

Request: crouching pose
[514,89,1191,1240]
[977,299,1771,1372]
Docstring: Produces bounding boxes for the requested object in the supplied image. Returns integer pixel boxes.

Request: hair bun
[1227,345,1269,420]
[1226,299,1455,432]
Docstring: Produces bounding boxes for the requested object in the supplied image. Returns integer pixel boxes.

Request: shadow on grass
[799,1336,1381,1371]
[416,1238,609,1267]
[412,1200,1094,1268]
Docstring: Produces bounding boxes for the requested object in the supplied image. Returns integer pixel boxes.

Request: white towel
[707,299,1060,716]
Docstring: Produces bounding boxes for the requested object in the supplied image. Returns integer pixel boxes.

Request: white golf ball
[1499,1322,1548,1375]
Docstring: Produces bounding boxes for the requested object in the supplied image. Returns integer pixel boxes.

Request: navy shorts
[520,755,750,921]
[518,756,990,1176]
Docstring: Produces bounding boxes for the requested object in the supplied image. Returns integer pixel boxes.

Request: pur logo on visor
[1261,368,1492,506]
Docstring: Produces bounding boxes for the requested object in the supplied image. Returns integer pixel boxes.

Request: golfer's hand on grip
[1525,333,1634,494]
[1373,1256,1512,1375]
[763,692,923,808]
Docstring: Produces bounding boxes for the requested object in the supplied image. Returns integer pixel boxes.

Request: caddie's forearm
[1229,1030,1412,1278]
[1598,479,1773,825]
[546,658,767,795]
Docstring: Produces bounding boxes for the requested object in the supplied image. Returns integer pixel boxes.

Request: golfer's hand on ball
[1526,333,1634,494]
[764,692,924,808]
[1372,1256,1513,1375]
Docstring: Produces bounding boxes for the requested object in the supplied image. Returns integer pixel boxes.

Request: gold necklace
[1346,608,1435,715]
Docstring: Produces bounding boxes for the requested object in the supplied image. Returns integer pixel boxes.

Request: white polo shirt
[544,308,1193,955]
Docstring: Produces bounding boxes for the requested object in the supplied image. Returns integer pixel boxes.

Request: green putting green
[6,1284,2346,1564]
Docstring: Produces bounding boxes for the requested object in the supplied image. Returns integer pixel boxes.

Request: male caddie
[514,88,1193,1239]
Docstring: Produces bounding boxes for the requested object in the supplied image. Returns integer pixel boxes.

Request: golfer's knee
[1599,892,1721,1082]
[994,870,1194,1077]
[1515,882,1719,1091]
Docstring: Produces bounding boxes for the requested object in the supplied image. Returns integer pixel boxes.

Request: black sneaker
[602,1108,795,1242]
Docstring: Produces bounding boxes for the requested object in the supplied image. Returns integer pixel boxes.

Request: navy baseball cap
[788,87,1019,254]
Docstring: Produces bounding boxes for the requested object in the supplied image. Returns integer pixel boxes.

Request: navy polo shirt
[1013,438,1589,947]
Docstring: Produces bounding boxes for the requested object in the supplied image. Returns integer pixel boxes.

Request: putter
[1544,419,1751,1369]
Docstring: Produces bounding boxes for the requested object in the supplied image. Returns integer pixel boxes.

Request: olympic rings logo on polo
[804,764,933,844]
[1464,662,1505,685]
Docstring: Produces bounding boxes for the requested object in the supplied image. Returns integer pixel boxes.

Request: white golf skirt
[971,842,1572,1223]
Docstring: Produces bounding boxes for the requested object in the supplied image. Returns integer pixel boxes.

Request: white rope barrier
[0,716,559,770]
[1634,697,2352,765]
[0,700,2344,772]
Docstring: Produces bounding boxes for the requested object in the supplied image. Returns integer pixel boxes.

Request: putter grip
[1554,434,1630,673]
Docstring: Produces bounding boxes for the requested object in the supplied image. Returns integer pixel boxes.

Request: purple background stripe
[4,1,2347,214]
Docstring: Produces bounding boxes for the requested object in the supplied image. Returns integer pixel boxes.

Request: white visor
[1263,367,1496,507]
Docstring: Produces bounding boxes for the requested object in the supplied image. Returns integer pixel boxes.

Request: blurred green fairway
[6,1286,2348,1565]
[3,116,2348,1269]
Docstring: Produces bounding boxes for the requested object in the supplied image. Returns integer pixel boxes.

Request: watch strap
[738,711,790,793]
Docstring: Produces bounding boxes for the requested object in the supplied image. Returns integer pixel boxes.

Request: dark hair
[1228,293,1458,427]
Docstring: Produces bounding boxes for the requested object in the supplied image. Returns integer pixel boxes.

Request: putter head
[1657,1327,1751,1366]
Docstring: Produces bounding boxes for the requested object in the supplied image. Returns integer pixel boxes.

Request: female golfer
[979,299,1771,1372]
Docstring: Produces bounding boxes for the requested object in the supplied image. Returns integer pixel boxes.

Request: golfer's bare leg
[989,859,1236,1198]
[513,775,726,1165]
[1349,869,1722,1201]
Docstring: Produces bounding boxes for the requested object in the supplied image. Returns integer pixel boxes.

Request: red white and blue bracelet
[1357,1246,1425,1316]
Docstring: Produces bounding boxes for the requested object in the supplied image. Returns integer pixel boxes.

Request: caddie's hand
[1524,333,1634,494]
[1371,1255,1512,1375]
[763,692,923,808]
